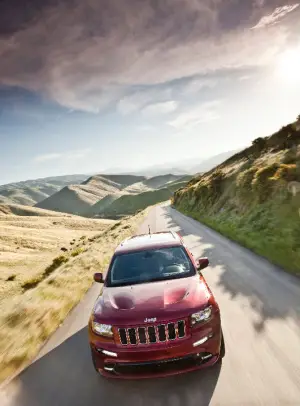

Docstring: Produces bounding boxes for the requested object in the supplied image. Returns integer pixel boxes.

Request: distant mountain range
[35,174,190,218]
[0,174,89,206]
[0,149,242,218]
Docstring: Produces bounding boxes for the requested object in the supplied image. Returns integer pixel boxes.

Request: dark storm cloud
[0,0,299,112]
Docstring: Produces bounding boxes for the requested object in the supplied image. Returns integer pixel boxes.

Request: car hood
[93,275,211,325]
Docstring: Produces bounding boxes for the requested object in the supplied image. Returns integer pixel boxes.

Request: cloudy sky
[1,0,300,183]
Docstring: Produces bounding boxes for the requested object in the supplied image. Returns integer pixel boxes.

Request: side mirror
[94,272,104,283]
[196,257,209,271]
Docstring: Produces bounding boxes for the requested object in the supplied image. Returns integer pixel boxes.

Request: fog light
[102,349,117,357]
[193,336,208,347]
[201,353,213,360]
[104,366,115,372]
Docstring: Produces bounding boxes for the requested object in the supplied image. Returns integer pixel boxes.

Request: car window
[106,246,195,287]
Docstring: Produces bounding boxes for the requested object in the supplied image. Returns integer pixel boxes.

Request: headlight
[92,322,113,337]
[191,306,212,326]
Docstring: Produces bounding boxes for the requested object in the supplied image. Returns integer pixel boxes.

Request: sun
[276,45,300,83]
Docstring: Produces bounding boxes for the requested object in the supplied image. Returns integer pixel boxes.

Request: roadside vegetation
[173,116,300,275]
[0,209,147,383]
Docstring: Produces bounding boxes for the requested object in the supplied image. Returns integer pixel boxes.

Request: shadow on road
[160,206,300,334]
[3,327,221,406]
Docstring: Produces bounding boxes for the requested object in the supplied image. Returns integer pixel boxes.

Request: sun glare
[276,45,300,83]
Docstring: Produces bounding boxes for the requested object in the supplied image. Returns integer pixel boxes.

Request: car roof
[115,231,182,254]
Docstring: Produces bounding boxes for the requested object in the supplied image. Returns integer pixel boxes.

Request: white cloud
[0,0,297,112]
[34,148,91,163]
[117,88,172,116]
[182,78,217,95]
[251,4,299,29]
[169,101,220,130]
[142,100,178,117]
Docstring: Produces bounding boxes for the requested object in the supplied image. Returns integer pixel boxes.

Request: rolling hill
[35,174,147,215]
[173,117,300,274]
[35,173,190,217]
[93,176,192,218]
[96,188,173,218]
[0,174,89,206]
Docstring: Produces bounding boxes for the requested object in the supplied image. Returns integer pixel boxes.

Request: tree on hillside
[252,137,267,156]
[297,114,300,122]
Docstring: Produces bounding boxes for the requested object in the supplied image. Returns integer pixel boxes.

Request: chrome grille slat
[165,324,169,341]
[118,320,186,345]
[135,328,140,345]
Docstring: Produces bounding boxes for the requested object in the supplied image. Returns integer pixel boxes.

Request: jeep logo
[144,317,157,323]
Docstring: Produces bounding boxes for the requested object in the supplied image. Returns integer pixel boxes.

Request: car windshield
[106,246,195,287]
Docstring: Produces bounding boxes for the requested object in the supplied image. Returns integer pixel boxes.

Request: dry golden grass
[0,208,148,384]
[0,214,114,303]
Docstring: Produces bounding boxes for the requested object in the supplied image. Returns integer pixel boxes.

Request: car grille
[118,320,186,345]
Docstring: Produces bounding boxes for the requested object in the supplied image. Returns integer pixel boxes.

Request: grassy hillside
[143,174,183,189]
[173,118,300,275]
[36,173,189,218]
[99,189,172,218]
[35,175,139,215]
[85,192,125,217]
[0,174,88,206]
[0,212,114,303]
[0,208,147,383]
[98,178,191,218]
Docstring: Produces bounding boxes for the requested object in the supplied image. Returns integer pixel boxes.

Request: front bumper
[89,319,222,379]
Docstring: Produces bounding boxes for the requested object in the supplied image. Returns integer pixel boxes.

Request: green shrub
[22,255,68,290]
[194,184,211,205]
[273,164,298,182]
[22,277,42,290]
[49,255,68,270]
[236,167,257,193]
[210,170,225,195]
[252,137,267,156]
[71,248,84,257]
[252,163,279,202]
[282,147,298,164]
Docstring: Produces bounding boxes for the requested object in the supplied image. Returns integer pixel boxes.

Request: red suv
[88,231,225,378]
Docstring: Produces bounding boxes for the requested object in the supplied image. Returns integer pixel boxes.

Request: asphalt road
[1,203,300,406]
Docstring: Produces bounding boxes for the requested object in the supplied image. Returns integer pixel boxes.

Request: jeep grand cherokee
[88,231,225,378]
